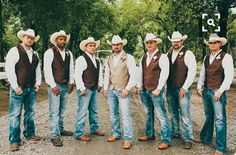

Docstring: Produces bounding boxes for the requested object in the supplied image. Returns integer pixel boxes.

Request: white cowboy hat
[50,30,70,45]
[79,37,100,52]
[144,33,162,44]
[17,29,40,42]
[107,35,127,46]
[168,31,188,42]
[204,33,227,46]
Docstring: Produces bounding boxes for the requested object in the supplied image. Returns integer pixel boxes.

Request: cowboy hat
[204,33,227,46]
[107,35,127,46]
[50,30,70,45]
[144,33,162,44]
[17,29,40,42]
[79,37,100,52]
[168,31,188,42]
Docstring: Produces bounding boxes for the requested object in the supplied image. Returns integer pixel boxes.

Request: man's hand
[197,89,203,97]
[14,87,23,95]
[152,89,160,96]
[98,86,102,92]
[52,86,59,96]
[68,84,73,94]
[34,85,40,93]
[103,90,108,98]
[121,89,129,98]
[179,88,187,98]
[213,91,222,101]
[80,89,87,96]
[134,87,141,95]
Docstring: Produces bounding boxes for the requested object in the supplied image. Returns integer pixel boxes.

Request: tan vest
[108,52,129,90]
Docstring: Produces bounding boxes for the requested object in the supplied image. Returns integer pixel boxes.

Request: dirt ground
[0,83,235,155]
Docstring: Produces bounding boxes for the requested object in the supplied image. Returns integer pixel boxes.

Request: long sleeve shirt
[74,52,103,91]
[5,45,42,89]
[44,46,74,88]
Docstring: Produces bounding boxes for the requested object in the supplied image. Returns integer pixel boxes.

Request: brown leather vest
[204,51,225,90]
[82,52,100,90]
[167,47,188,88]
[15,45,39,87]
[51,46,70,84]
[142,51,162,91]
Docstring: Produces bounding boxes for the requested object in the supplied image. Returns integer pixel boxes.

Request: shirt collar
[56,46,65,52]
[173,46,184,53]
[147,48,159,57]
[113,50,124,57]
[85,51,96,59]
[20,43,33,53]
[211,49,222,57]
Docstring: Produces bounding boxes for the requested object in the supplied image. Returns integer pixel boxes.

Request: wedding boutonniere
[153,55,158,61]
[121,56,127,62]
[216,55,221,61]
[178,52,184,58]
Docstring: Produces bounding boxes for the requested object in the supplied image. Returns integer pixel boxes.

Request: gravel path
[0,90,235,155]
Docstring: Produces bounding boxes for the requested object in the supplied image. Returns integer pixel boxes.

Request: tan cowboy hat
[144,33,162,44]
[17,29,40,42]
[79,37,100,52]
[107,35,127,46]
[204,33,227,46]
[50,30,70,45]
[168,31,188,42]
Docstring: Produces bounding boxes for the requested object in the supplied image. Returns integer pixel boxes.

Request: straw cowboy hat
[204,33,227,46]
[17,29,40,42]
[144,33,162,44]
[79,37,100,52]
[168,31,188,42]
[50,30,70,45]
[107,35,127,46]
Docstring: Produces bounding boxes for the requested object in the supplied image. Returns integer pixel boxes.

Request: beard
[172,44,180,50]
[57,43,65,49]
[112,48,121,53]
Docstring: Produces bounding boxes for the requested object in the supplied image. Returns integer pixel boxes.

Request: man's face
[171,40,183,50]
[22,35,35,47]
[145,40,157,52]
[112,43,123,53]
[55,36,67,49]
[85,43,96,55]
[208,41,221,51]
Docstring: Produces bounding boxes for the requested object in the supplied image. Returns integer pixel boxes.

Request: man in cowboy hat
[44,30,74,147]
[166,31,196,149]
[103,35,135,149]
[5,29,42,151]
[195,33,234,155]
[74,37,104,141]
[135,33,171,150]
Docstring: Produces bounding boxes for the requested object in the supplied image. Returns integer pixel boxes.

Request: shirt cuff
[50,82,57,89]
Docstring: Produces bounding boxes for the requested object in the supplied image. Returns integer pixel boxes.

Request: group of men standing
[5,28,234,155]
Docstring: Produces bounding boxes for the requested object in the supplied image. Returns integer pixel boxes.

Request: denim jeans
[74,89,100,138]
[48,84,68,139]
[167,88,193,142]
[200,88,227,154]
[140,89,171,144]
[9,86,37,145]
[107,89,133,141]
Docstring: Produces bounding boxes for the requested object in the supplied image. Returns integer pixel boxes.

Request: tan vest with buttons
[108,52,129,90]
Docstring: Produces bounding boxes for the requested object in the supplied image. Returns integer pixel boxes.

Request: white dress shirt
[137,49,169,91]
[197,50,234,93]
[74,52,103,91]
[5,45,42,89]
[104,51,136,91]
[170,47,197,90]
[44,46,74,88]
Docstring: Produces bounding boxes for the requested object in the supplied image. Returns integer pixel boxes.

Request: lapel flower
[178,52,184,58]
[216,55,221,61]
[152,55,158,61]
[121,55,127,62]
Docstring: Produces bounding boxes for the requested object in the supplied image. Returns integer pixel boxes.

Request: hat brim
[79,40,100,52]
[204,38,227,46]
[144,38,162,44]
[50,33,70,45]
[168,35,188,42]
[17,30,40,42]
[107,39,127,46]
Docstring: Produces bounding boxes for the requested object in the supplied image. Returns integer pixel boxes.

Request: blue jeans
[74,89,100,138]
[48,84,68,139]
[200,88,227,154]
[167,88,193,142]
[107,89,133,141]
[140,89,171,144]
[9,86,37,145]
